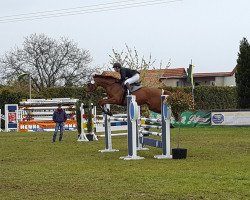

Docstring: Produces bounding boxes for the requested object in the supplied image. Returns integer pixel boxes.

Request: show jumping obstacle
[95,110,127,135]
[3,98,78,132]
[78,103,98,142]
[78,102,128,143]
[101,94,172,160]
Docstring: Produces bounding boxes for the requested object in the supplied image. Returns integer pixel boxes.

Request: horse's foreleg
[98,98,120,107]
[98,98,120,116]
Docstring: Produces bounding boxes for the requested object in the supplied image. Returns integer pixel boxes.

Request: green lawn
[0,127,249,200]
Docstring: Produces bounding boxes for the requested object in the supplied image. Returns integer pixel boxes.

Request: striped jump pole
[120,95,144,160]
[99,104,119,153]
[154,95,172,159]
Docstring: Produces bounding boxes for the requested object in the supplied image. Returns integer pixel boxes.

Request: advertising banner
[150,111,211,128]
[211,111,250,126]
[171,111,211,127]
[8,112,17,124]
[5,104,19,131]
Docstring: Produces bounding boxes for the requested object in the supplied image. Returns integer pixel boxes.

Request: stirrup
[126,89,132,95]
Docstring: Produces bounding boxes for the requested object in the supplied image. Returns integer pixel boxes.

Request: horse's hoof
[107,111,113,116]
[104,111,112,116]
[102,108,113,116]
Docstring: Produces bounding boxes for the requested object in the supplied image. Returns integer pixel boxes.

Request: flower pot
[86,134,94,141]
[172,148,187,159]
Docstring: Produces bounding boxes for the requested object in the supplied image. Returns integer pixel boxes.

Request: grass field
[0,127,249,200]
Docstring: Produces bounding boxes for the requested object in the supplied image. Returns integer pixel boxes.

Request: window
[211,81,215,86]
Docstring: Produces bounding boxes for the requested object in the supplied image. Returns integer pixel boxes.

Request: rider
[113,63,140,94]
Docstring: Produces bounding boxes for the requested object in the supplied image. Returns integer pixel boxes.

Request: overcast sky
[0,0,249,73]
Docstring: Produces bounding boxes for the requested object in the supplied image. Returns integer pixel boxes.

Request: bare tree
[0,33,93,91]
[108,44,156,71]
[108,44,170,86]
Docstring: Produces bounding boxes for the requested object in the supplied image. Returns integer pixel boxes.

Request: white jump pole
[91,103,98,141]
[77,103,89,141]
[99,104,119,152]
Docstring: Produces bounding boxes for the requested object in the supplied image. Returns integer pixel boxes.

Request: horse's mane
[93,74,120,81]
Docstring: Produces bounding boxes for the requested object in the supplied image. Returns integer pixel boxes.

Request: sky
[0,0,250,73]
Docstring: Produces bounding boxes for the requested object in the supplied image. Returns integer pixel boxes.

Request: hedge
[0,85,238,129]
[162,86,238,110]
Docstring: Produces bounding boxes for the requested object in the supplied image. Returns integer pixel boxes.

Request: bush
[166,90,194,120]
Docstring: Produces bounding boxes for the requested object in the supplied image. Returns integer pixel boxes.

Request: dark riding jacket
[120,67,140,82]
[53,108,67,123]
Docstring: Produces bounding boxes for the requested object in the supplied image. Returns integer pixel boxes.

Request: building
[192,68,236,86]
[159,68,187,87]
[102,66,236,88]
[159,67,236,87]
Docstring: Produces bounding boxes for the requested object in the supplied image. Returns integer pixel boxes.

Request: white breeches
[124,73,140,85]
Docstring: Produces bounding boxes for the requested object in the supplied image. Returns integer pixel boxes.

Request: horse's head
[86,82,97,93]
[86,73,121,94]
[86,75,97,93]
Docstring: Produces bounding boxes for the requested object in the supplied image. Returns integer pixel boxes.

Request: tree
[108,44,170,87]
[0,33,93,91]
[108,44,156,71]
[235,37,250,108]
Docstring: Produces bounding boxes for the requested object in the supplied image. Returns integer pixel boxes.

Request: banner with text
[171,111,211,127]
[211,111,250,126]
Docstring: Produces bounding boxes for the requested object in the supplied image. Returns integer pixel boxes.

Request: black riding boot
[125,82,132,94]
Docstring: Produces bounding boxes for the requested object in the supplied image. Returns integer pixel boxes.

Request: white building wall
[224,74,236,86]
[214,77,224,86]
[161,79,179,87]
[162,79,184,87]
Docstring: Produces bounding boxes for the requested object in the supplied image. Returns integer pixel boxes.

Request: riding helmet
[113,63,122,68]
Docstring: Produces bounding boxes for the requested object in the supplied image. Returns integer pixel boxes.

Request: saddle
[121,81,142,98]
[130,82,142,93]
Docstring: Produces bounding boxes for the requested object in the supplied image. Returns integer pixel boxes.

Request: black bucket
[172,148,187,159]
[86,134,94,141]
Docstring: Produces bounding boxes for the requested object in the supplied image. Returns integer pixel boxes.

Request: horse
[86,74,171,115]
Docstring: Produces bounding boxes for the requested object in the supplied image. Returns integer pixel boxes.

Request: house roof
[193,72,232,78]
[159,66,237,79]
[159,68,187,79]
[193,66,237,77]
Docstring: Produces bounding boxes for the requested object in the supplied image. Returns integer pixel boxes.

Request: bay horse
[86,74,171,115]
